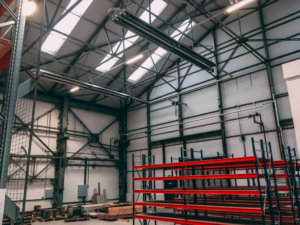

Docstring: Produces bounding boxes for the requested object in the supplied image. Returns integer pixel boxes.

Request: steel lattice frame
[0,0,298,214]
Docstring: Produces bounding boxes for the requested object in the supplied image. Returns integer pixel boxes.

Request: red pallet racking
[132,138,299,225]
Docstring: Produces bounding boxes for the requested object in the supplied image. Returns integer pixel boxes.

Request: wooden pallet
[64,216,89,223]
[2,216,33,225]
[34,216,65,222]
[11,222,32,225]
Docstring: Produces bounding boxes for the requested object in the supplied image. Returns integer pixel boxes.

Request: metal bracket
[238,36,249,44]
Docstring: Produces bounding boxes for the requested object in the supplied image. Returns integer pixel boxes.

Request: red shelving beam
[134,213,266,225]
[174,210,295,222]
[133,189,261,196]
[173,197,293,206]
[133,173,288,181]
[134,201,263,214]
[171,160,293,171]
[133,156,258,170]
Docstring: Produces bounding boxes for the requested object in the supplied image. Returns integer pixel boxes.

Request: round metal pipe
[118,114,259,143]
[125,102,274,137]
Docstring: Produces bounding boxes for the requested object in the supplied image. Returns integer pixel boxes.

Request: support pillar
[212,29,228,157]
[176,60,187,156]
[258,0,284,156]
[146,89,152,189]
[53,97,69,207]
[0,0,27,188]
[282,59,300,155]
[118,111,127,202]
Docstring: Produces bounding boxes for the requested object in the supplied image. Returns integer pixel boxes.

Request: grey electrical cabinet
[45,190,53,199]
[78,185,88,198]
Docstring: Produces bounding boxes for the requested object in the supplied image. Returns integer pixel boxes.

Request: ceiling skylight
[96,0,167,72]
[42,0,93,55]
[128,20,195,83]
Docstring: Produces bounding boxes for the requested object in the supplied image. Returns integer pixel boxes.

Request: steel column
[0,0,27,188]
[53,97,69,207]
[22,0,45,219]
[146,88,152,191]
[176,60,187,154]
[118,111,127,202]
[212,28,228,157]
[258,0,283,157]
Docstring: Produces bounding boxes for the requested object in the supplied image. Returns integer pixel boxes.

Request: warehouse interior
[0,0,300,224]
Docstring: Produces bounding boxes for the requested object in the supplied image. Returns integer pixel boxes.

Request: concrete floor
[33,218,172,224]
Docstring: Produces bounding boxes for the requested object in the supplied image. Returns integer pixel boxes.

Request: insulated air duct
[34,69,148,104]
[108,8,216,71]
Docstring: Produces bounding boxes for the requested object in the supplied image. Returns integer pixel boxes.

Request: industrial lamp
[24,0,37,16]
[226,0,254,13]
[70,86,80,93]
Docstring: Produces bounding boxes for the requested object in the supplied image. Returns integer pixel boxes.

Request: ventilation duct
[108,8,216,71]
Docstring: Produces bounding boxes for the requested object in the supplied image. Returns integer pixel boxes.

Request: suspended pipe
[123,102,274,138]
[117,114,259,143]
[35,69,232,105]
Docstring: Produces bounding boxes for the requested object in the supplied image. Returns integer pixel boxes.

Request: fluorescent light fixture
[126,54,143,64]
[70,86,80,92]
[24,1,37,16]
[226,0,254,13]
[96,0,167,72]
[128,20,195,83]
[42,0,93,54]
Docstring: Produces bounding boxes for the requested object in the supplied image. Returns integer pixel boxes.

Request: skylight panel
[128,20,195,83]
[96,0,167,72]
[139,0,168,23]
[42,0,93,55]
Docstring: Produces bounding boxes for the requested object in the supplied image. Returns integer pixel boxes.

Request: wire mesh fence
[6,97,32,208]
[1,0,45,211]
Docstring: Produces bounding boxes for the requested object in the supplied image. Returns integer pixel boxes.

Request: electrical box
[78,185,88,198]
[45,190,53,199]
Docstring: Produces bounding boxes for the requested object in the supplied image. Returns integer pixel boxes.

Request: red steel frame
[131,151,275,225]
[134,202,263,214]
[133,156,258,170]
[133,189,261,195]
[134,214,235,225]
[133,173,288,181]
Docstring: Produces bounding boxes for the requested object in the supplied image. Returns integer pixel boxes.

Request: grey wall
[7,99,120,210]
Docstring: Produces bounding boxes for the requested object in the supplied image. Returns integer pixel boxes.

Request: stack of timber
[33,207,65,222]
[97,203,143,221]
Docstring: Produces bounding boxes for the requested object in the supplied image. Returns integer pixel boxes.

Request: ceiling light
[226,0,254,13]
[70,86,80,92]
[125,54,143,65]
[24,1,37,16]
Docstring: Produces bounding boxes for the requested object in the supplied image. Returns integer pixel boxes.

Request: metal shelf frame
[131,139,292,225]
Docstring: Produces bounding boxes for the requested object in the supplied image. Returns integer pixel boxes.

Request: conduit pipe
[124,102,274,138]
[117,114,259,143]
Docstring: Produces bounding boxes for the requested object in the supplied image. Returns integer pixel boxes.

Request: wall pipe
[117,114,259,143]
[123,102,274,138]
